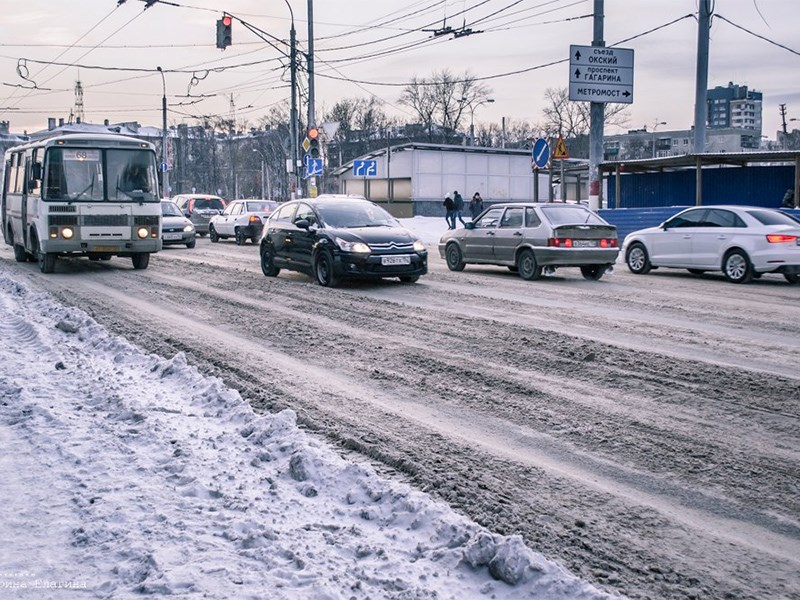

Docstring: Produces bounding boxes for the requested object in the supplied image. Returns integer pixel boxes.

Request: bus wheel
[37,247,56,273]
[131,253,150,270]
[13,244,28,263]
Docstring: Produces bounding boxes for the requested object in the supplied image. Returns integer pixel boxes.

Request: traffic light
[308,127,320,158]
[216,15,232,49]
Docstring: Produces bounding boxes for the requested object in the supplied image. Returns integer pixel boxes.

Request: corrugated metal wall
[607,165,795,209]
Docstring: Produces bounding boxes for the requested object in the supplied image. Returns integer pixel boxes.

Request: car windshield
[541,205,606,225]
[316,202,399,228]
[246,201,277,212]
[747,209,800,226]
[194,198,225,211]
[161,202,183,217]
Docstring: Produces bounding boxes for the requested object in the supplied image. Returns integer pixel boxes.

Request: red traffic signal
[308,127,320,158]
[216,15,232,49]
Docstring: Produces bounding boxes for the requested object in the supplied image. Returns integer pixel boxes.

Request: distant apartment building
[707,81,763,136]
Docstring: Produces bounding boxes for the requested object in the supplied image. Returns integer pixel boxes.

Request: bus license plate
[381,255,411,266]
[92,245,118,252]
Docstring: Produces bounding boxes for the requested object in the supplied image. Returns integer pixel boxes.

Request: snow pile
[0,269,614,599]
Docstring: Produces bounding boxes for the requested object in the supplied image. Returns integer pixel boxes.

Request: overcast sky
[2,1,799,139]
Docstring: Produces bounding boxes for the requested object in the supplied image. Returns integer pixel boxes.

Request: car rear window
[246,201,276,212]
[747,209,800,226]
[541,205,606,225]
[194,198,225,210]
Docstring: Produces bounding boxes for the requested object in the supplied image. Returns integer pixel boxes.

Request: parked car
[172,194,227,236]
[160,201,196,248]
[259,195,428,286]
[209,199,279,245]
[438,202,619,280]
[622,206,800,284]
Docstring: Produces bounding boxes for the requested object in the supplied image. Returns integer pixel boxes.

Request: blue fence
[606,165,795,209]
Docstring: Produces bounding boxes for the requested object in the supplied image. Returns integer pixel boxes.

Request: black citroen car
[259,195,428,286]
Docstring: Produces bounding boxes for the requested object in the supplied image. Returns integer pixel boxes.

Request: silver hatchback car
[439,202,619,280]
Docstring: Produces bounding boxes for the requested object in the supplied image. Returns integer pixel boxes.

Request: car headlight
[335,237,370,253]
[413,240,426,252]
[183,224,195,233]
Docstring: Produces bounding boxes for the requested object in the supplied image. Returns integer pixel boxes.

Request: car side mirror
[294,218,310,230]
[465,222,475,230]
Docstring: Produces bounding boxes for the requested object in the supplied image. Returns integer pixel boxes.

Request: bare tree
[541,87,629,138]
[399,70,492,143]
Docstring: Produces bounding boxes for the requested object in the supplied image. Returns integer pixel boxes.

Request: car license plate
[381,255,411,266]
[163,233,182,240]
[572,240,598,248]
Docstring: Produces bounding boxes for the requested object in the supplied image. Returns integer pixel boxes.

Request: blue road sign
[304,158,323,178]
[532,138,550,169]
[353,159,378,177]
[160,162,168,172]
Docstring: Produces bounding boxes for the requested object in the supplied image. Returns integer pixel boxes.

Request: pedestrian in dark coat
[782,188,795,208]
[443,195,456,229]
[453,191,466,227]
[469,192,484,220]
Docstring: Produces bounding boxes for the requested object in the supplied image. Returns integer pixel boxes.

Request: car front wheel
[626,242,651,274]
[313,250,339,287]
[783,272,799,285]
[209,225,219,243]
[722,249,753,284]
[517,249,542,280]
[445,243,465,271]
[260,245,280,277]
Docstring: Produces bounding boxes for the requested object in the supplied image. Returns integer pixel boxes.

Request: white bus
[2,133,162,273]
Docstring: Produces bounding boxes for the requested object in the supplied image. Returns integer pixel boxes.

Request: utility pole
[588,0,604,211]
[157,66,169,199]
[287,4,299,199]
[307,0,315,128]
[693,0,711,153]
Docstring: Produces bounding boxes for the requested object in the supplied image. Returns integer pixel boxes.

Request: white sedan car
[208,200,279,245]
[622,205,800,284]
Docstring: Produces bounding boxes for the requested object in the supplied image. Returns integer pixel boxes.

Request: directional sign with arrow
[568,44,634,104]
[532,138,550,169]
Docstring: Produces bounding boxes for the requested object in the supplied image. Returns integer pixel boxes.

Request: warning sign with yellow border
[553,135,570,159]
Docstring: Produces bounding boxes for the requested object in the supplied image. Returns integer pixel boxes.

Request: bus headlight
[61,227,74,239]
[136,226,150,239]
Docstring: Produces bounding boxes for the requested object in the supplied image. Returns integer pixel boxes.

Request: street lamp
[252,148,271,199]
[652,120,667,158]
[156,66,169,198]
[468,99,494,147]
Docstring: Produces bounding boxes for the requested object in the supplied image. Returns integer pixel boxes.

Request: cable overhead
[714,14,800,57]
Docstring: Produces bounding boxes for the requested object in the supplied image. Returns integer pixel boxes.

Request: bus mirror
[31,163,42,180]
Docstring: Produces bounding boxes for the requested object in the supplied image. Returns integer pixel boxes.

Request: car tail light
[766,234,797,243]
[548,237,572,247]
[249,215,261,224]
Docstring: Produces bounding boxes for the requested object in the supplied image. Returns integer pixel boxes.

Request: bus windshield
[43,147,158,202]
